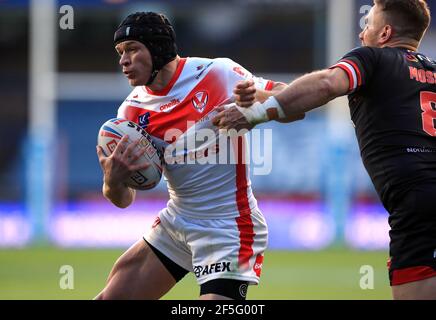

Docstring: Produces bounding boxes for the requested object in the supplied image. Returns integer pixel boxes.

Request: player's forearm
[275,70,340,116]
[232,69,346,126]
[257,83,305,122]
[230,68,350,128]
[255,82,287,103]
[102,181,136,208]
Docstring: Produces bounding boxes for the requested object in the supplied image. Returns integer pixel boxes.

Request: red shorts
[388,259,436,286]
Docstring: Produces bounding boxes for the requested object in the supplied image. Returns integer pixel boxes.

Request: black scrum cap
[114,12,178,85]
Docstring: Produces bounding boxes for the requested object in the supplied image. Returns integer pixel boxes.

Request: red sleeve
[329,60,362,94]
[328,46,378,94]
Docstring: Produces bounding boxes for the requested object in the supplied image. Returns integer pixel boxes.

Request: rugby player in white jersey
[95,12,303,300]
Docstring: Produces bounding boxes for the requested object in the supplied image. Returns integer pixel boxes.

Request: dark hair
[374,0,431,42]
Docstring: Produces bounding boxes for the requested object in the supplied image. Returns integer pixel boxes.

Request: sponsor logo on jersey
[126,99,142,105]
[196,65,204,71]
[191,91,208,113]
[239,283,248,298]
[253,254,264,277]
[406,147,436,153]
[195,62,213,79]
[151,217,161,229]
[138,112,151,129]
[233,66,248,78]
[133,94,139,99]
[193,261,231,278]
[165,144,220,165]
[159,98,180,112]
[405,53,419,63]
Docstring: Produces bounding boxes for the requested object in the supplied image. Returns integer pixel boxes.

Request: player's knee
[392,276,436,300]
[106,258,123,283]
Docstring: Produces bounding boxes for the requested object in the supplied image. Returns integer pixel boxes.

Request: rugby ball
[97,118,163,190]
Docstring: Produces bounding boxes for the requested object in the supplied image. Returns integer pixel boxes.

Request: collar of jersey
[144,58,187,96]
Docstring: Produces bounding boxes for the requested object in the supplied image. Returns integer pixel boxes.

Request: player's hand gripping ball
[97,118,163,190]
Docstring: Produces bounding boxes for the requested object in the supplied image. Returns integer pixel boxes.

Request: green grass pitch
[0,247,391,300]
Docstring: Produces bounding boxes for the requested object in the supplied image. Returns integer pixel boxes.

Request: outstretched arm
[233,80,305,123]
[274,67,349,117]
[213,67,350,130]
[232,79,286,107]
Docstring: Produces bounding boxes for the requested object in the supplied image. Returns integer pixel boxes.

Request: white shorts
[144,208,268,285]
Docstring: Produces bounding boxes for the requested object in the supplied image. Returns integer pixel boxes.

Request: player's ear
[380,25,393,45]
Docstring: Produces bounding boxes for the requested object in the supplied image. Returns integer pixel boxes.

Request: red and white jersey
[117,57,274,219]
